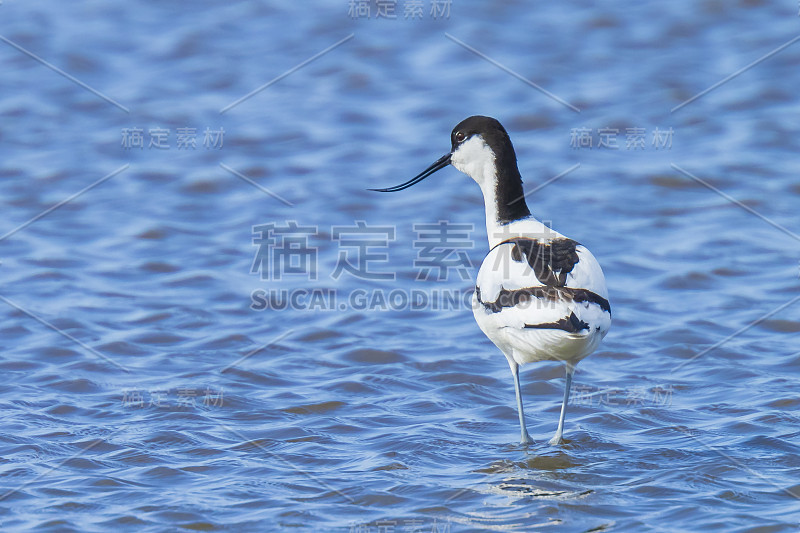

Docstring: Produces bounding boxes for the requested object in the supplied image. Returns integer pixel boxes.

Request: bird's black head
[370,115,531,224]
[450,115,512,155]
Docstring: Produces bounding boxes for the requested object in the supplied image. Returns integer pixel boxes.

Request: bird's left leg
[549,362,575,445]
[509,359,533,445]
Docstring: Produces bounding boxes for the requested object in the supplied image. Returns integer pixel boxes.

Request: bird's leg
[509,359,533,445]
[549,362,575,445]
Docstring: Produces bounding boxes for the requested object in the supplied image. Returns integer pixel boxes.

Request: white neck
[451,135,548,247]
[478,181,505,247]
[479,178,559,248]
[452,136,504,247]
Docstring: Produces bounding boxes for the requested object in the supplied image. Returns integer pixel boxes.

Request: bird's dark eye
[455,131,466,143]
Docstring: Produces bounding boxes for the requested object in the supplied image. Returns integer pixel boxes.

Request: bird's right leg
[549,362,575,446]
[509,359,532,445]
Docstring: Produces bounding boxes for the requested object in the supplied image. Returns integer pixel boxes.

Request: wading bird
[371,116,611,445]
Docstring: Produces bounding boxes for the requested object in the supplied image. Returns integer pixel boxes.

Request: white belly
[472,292,607,365]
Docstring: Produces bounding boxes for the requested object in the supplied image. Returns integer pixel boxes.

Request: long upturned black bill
[369,153,451,192]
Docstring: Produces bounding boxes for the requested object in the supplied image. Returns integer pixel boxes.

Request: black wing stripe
[524,312,590,333]
[476,285,611,314]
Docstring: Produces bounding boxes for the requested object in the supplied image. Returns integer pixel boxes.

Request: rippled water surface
[1,1,800,531]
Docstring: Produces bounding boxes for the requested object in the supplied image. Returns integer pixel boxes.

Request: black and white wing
[474,237,611,363]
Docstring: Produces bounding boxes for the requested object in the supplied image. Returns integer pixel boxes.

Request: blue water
[1,1,799,531]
